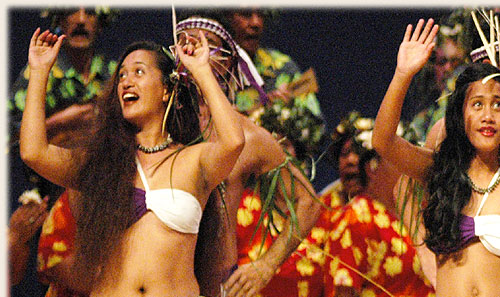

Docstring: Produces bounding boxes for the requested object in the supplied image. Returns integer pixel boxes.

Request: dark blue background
[8,6,452,192]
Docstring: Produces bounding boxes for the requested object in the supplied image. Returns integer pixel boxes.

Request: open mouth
[123,93,139,102]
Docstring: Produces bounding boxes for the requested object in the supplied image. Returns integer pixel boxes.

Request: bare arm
[177,31,244,191]
[224,127,321,297]
[372,19,439,182]
[392,119,445,288]
[19,28,77,188]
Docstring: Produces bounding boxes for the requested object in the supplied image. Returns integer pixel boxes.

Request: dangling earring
[162,90,176,137]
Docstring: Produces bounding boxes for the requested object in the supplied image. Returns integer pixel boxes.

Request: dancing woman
[20,27,244,296]
[373,18,500,296]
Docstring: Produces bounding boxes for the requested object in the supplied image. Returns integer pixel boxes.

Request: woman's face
[463,79,500,154]
[117,49,167,126]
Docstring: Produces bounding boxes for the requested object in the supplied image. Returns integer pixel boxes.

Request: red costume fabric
[323,194,435,297]
[37,190,84,297]
[236,187,330,297]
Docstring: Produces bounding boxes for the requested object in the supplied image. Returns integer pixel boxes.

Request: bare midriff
[89,212,200,297]
[435,242,500,297]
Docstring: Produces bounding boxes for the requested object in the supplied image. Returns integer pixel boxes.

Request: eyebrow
[119,61,147,69]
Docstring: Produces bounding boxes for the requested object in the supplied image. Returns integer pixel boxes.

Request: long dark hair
[74,41,222,285]
[424,62,500,254]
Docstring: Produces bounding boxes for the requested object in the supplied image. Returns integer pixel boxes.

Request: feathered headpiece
[174,16,269,105]
[470,8,500,67]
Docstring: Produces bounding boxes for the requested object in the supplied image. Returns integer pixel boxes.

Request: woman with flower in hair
[373,18,500,296]
[20,24,244,297]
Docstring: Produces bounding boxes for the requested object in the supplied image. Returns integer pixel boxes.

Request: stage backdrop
[8,6,451,192]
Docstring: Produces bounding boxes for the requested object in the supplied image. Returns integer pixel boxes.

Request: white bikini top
[473,168,500,256]
[136,159,202,234]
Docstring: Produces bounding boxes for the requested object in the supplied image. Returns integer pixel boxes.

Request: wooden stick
[490,10,495,66]
[496,15,500,67]
[172,3,178,46]
[472,10,496,67]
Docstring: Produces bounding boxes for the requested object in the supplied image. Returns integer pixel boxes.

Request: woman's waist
[90,274,200,297]
[436,246,500,296]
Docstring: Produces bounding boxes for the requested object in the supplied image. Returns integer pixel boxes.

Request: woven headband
[470,41,499,63]
[176,17,238,56]
[175,17,268,105]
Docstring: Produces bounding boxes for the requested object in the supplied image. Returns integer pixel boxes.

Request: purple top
[133,188,147,223]
[430,214,476,254]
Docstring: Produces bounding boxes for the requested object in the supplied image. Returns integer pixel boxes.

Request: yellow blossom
[340,229,353,249]
[330,218,348,241]
[353,246,363,266]
[391,221,408,237]
[329,256,340,276]
[42,212,55,235]
[310,226,327,243]
[366,240,387,278]
[296,257,315,276]
[334,268,353,286]
[236,208,254,227]
[383,256,403,276]
[307,244,325,266]
[361,289,377,297]
[391,238,407,255]
[373,201,385,213]
[47,254,63,268]
[374,212,390,229]
[352,199,372,223]
[52,241,68,252]
[243,196,261,211]
[297,281,309,297]
[248,243,267,261]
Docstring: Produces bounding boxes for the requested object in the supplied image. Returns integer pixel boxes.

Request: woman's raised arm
[20,28,77,188]
[372,19,439,182]
[176,31,245,190]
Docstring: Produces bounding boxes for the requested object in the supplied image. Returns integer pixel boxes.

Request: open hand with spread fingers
[396,18,439,77]
[28,27,66,72]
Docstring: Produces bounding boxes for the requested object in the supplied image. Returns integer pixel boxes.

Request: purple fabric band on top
[134,188,147,223]
[430,214,476,254]
[460,214,475,244]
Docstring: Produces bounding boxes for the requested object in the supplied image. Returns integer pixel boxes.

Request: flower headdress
[40,6,119,30]
[174,16,268,105]
[249,99,327,165]
[329,111,414,168]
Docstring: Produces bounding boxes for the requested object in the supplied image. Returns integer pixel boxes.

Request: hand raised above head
[28,27,65,72]
[396,18,439,77]
[175,30,210,75]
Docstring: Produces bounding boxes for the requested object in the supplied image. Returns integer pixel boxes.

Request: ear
[364,158,379,180]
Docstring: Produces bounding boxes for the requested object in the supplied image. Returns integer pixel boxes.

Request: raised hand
[28,28,65,72]
[396,19,439,77]
[175,30,210,77]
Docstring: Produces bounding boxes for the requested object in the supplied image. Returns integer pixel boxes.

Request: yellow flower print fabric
[323,195,435,297]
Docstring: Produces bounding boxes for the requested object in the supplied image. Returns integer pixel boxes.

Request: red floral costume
[37,190,84,297]
[236,187,334,297]
[323,194,435,297]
